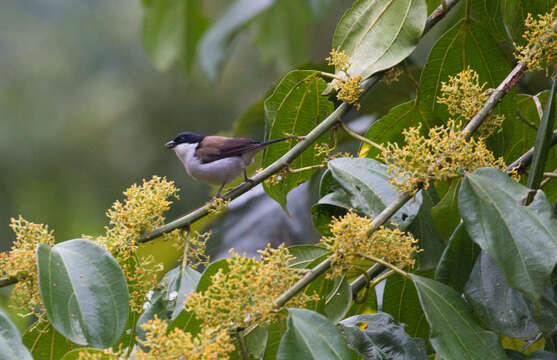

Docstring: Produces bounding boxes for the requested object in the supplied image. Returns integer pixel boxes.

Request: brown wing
[196,136,262,163]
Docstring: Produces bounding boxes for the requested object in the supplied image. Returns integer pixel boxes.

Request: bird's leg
[215,182,226,198]
[243,169,255,183]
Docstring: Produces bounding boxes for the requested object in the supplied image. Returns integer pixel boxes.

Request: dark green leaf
[382,273,430,347]
[196,258,230,293]
[23,321,81,360]
[411,274,507,359]
[333,0,427,79]
[142,0,208,72]
[435,223,480,293]
[325,158,422,229]
[264,319,286,360]
[199,0,276,81]
[459,168,557,301]
[0,310,32,360]
[324,275,352,324]
[168,308,202,334]
[246,326,269,359]
[262,70,334,210]
[287,245,330,269]
[277,308,351,360]
[470,0,509,43]
[311,188,351,235]
[431,178,462,243]
[340,313,428,360]
[346,285,377,318]
[465,251,557,339]
[360,100,439,160]
[37,239,129,349]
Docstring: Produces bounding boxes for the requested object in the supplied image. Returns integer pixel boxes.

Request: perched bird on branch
[166,132,295,197]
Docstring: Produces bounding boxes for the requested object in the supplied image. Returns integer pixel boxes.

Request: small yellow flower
[515,6,557,74]
[326,48,351,72]
[206,197,229,215]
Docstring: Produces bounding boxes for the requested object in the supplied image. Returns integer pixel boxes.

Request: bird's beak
[165,140,176,149]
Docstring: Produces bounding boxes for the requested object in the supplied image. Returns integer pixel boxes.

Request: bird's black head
[165,132,205,149]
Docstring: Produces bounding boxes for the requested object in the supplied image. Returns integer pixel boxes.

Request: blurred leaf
[255,0,312,71]
[411,274,507,359]
[347,285,377,317]
[196,258,230,293]
[382,273,430,348]
[431,178,461,243]
[142,0,209,72]
[277,308,351,360]
[23,321,81,360]
[360,99,439,160]
[470,0,509,43]
[246,326,269,359]
[505,350,557,360]
[37,239,129,349]
[325,158,422,229]
[0,310,32,360]
[435,223,480,293]
[340,313,428,360]
[113,310,138,353]
[311,188,352,235]
[324,275,352,324]
[419,19,513,155]
[60,348,114,360]
[171,265,201,319]
[502,0,553,43]
[287,245,330,269]
[264,319,286,360]
[332,0,427,79]
[526,80,556,192]
[199,0,275,81]
[262,70,334,210]
[464,251,557,340]
[459,168,557,301]
[233,96,267,138]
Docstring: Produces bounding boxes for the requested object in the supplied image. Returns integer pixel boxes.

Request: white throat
[173,143,197,169]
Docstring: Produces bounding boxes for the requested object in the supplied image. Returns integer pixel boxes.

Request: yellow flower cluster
[89,176,181,312]
[326,47,350,72]
[384,66,403,84]
[335,74,364,106]
[135,317,235,360]
[437,68,504,139]
[381,120,507,193]
[76,349,120,360]
[186,245,315,329]
[313,143,353,162]
[264,168,288,186]
[206,197,229,215]
[0,217,55,317]
[321,212,419,279]
[515,5,557,74]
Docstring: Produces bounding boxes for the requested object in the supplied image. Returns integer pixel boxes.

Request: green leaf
[346,286,377,318]
[419,19,513,155]
[196,258,230,293]
[382,273,430,347]
[502,0,554,43]
[171,265,201,319]
[431,178,462,243]
[23,321,81,360]
[311,188,352,235]
[60,348,115,360]
[199,0,276,81]
[470,0,509,43]
[277,308,351,360]
[168,308,202,334]
[0,310,32,360]
[435,223,480,293]
[459,167,557,301]
[264,319,286,360]
[411,274,508,360]
[324,275,352,324]
[360,100,439,160]
[142,0,208,72]
[262,70,334,210]
[464,251,557,340]
[246,326,269,359]
[287,245,330,269]
[325,158,422,229]
[332,0,427,79]
[526,80,556,191]
[340,313,428,360]
[37,239,129,349]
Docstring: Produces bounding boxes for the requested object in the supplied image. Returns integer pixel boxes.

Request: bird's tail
[258,135,298,147]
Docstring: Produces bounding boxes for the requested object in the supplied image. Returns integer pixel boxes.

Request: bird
[165,132,295,197]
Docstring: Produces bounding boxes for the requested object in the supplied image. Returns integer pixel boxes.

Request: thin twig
[544,172,557,178]
[287,164,326,173]
[340,121,385,152]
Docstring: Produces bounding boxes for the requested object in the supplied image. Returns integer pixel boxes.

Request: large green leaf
[332,0,427,79]
[37,239,129,349]
[142,0,208,72]
[419,19,513,155]
[382,273,430,347]
[311,188,352,235]
[340,313,428,360]
[411,274,507,360]
[502,0,554,43]
[0,310,32,360]
[431,178,462,243]
[325,158,422,229]
[287,245,330,269]
[470,0,509,43]
[360,99,439,160]
[324,275,352,324]
[199,0,275,81]
[435,223,480,293]
[262,70,334,210]
[277,308,351,360]
[459,168,557,301]
[171,265,201,319]
[464,251,557,340]
[23,321,80,360]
